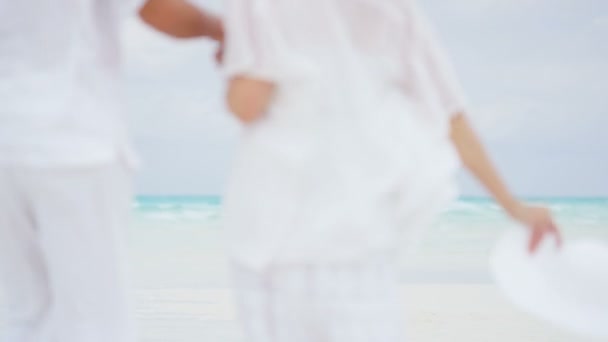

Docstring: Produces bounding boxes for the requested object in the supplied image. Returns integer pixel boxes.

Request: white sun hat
[490,227,608,339]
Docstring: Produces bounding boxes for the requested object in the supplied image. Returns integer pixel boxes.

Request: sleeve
[222,0,285,82]
[408,2,467,118]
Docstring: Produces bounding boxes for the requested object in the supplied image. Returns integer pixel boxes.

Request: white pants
[233,255,405,342]
[0,164,136,342]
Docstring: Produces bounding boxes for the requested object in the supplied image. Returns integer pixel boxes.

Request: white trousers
[0,163,136,342]
[233,255,405,342]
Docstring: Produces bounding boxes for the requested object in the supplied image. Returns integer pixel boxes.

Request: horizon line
[134,195,608,200]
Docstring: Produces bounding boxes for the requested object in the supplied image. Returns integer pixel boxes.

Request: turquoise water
[135,196,222,223]
[134,196,608,227]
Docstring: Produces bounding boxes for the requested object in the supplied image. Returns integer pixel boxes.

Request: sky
[123,0,608,197]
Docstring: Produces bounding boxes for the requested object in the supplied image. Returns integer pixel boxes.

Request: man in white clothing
[0,1,222,341]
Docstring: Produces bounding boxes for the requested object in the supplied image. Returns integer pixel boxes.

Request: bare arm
[450,113,561,252]
[450,114,518,214]
[139,0,223,40]
[226,77,275,124]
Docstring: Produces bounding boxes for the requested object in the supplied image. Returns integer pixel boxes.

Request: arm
[450,114,518,214]
[407,3,561,252]
[139,0,223,40]
[226,77,275,124]
[450,113,561,252]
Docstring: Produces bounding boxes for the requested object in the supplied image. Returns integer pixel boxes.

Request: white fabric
[0,164,137,342]
[490,228,608,339]
[222,0,463,269]
[233,255,404,342]
[0,0,139,167]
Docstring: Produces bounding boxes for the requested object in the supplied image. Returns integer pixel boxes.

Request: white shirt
[222,0,466,270]
[0,0,138,167]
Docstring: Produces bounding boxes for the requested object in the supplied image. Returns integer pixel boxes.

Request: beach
[0,286,594,341]
[1,197,607,341]
[132,285,592,342]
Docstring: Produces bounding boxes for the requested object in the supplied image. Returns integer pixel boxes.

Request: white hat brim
[490,227,608,339]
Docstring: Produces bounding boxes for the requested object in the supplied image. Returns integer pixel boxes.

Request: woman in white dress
[220,0,561,340]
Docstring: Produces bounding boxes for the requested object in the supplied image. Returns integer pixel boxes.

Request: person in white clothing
[0,1,222,341]
[220,0,562,341]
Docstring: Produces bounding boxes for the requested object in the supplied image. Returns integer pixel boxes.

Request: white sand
[403,285,598,342]
[126,285,604,341]
[0,284,600,341]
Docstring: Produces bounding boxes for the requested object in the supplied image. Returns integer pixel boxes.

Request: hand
[211,20,224,65]
[215,39,225,65]
[209,18,224,42]
[508,203,562,254]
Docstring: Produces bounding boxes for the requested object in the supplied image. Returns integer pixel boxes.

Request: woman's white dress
[222,0,468,340]
[222,0,467,271]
